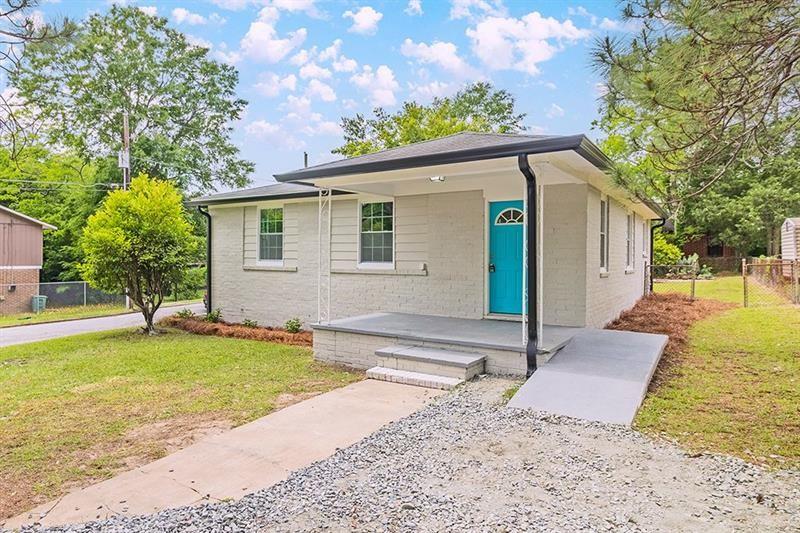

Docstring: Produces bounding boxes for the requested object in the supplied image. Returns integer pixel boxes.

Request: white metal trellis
[317,188,332,323]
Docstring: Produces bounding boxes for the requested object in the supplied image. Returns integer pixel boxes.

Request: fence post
[83,282,87,307]
[742,258,748,308]
[690,264,697,301]
[793,260,799,305]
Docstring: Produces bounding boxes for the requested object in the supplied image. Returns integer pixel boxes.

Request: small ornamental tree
[80,175,199,334]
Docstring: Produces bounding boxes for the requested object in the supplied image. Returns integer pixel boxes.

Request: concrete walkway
[0,303,205,348]
[5,379,443,530]
[508,329,668,425]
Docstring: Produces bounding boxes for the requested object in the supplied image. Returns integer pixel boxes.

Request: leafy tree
[652,230,682,266]
[80,176,200,334]
[593,0,799,199]
[333,82,526,157]
[13,5,252,192]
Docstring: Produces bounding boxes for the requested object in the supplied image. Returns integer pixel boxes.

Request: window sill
[332,268,427,276]
[624,268,636,275]
[243,264,297,272]
[599,271,610,278]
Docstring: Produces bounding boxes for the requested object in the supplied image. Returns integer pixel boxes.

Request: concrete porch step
[375,345,486,380]
[366,367,463,390]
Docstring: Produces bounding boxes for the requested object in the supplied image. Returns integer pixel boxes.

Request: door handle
[488,263,496,273]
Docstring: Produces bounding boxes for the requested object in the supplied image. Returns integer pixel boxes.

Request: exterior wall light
[429,175,446,182]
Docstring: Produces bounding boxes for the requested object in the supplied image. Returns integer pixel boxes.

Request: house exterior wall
[210,190,485,326]
[0,267,39,313]
[584,187,649,328]
[541,184,588,327]
[209,185,650,332]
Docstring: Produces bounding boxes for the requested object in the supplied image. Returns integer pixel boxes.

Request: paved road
[0,303,206,348]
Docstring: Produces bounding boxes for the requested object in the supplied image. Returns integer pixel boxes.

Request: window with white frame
[360,201,393,264]
[626,212,635,270]
[259,207,283,262]
[600,196,610,271]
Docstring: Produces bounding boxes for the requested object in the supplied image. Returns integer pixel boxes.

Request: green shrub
[653,231,682,265]
[175,308,195,319]
[284,317,302,333]
[242,318,258,328]
[204,308,222,323]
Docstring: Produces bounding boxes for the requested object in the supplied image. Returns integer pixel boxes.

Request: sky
[33,0,635,189]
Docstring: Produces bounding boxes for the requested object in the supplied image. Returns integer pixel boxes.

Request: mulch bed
[159,316,313,347]
[606,293,735,391]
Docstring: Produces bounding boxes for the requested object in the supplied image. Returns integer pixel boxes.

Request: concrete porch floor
[313,312,583,354]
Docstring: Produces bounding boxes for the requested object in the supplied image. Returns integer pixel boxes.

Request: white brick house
[190,133,665,379]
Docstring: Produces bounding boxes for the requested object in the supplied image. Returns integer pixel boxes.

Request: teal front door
[489,200,524,314]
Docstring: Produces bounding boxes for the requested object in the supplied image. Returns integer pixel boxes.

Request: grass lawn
[0,328,361,519]
[0,300,201,328]
[636,282,800,469]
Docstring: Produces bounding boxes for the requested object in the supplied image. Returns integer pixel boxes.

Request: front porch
[313,312,584,378]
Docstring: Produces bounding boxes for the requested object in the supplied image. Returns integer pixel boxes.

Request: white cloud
[138,5,157,16]
[545,103,564,118]
[211,0,248,10]
[405,0,422,16]
[408,81,456,102]
[332,55,358,72]
[299,62,332,79]
[342,98,358,110]
[171,7,207,25]
[567,6,597,26]
[271,0,322,18]
[240,6,307,63]
[281,95,316,121]
[350,65,399,106]
[401,39,477,78]
[254,72,297,97]
[305,120,342,136]
[598,17,642,32]
[543,81,557,90]
[343,6,383,35]
[213,42,242,64]
[449,0,506,21]
[290,49,311,66]
[306,79,337,102]
[318,39,341,62]
[466,11,591,75]
[594,82,609,97]
[245,119,305,149]
[185,34,213,49]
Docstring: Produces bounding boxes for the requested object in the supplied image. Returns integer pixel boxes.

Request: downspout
[649,218,666,293]
[198,206,212,313]
[517,154,538,376]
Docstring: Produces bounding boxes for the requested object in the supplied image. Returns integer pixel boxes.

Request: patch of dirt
[159,316,313,347]
[606,294,737,392]
[0,414,233,522]
[606,293,735,391]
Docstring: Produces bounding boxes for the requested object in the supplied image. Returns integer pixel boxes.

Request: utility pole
[119,111,132,309]
[119,111,131,189]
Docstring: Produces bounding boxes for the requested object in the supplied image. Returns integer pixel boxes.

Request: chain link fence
[645,264,701,300]
[743,259,798,307]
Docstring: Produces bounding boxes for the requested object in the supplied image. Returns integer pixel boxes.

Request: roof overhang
[274,134,609,183]
[0,205,57,230]
[185,189,353,207]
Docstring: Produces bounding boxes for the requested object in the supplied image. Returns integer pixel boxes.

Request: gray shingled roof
[273,132,582,182]
[186,182,321,206]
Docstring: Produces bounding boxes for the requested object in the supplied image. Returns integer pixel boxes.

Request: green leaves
[333,82,526,157]
[13,5,253,192]
[80,175,199,332]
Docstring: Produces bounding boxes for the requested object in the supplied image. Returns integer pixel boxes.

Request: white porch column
[318,188,332,323]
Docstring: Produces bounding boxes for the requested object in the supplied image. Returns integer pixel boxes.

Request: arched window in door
[495,208,524,225]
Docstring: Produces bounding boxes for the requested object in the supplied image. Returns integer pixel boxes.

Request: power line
[0,178,117,188]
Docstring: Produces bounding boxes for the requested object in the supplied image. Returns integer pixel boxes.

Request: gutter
[649,218,667,293]
[517,154,539,376]
[197,206,212,313]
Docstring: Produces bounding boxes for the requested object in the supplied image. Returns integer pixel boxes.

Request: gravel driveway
[21,378,799,532]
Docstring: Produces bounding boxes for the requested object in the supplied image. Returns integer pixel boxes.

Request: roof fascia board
[186,189,353,207]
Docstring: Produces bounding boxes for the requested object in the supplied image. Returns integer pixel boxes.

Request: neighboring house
[190,132,666,381]
[682,234,737,259]
[0,205,56,313]
[781,218,799,261]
